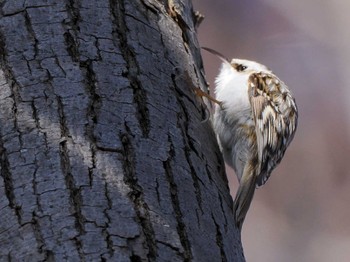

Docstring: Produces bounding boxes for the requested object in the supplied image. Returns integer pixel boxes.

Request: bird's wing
[248,72,298,187]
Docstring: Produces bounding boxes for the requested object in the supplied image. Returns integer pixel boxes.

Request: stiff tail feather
[233,166,257,230]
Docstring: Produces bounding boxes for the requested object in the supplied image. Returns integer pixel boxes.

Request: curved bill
[201,47,230,65]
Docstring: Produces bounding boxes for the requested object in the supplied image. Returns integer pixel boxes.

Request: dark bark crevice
[32,166,42,214]
[63,0,81,62]
[166,1,191,51]
[120,128,157,261]
[0,31,23,224]
[81,59,100,187]
[171,73,203,213]
[65,0,81,33]
[212,214,228,262]
[57,96,86,260]
[102,182,115,257]
[130,254,142,262]
[218,192,228,230]
[63,31,80,63]
[111,0,150,137]
[23,10,38,60]
[139,0,160,15]
[31,216,52,260]
[0,137,21,223]
[63,2,98,189]
[163,135,193,262]
[30,100,40,129]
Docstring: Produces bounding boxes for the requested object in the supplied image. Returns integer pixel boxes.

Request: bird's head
[202,47,271,77]
[229,58,270,76]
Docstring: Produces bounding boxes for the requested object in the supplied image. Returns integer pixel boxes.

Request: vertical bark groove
[0,138,18,220]
[65,0,81,32]
[64,0,81,62]
[172,74,203,212]
[120,130,157,261]
[111,0,150,137]
[23,10,38,59]
[63,31,80,63]
[163,136,193,262]
[102,182,114,257]
[213,215,228,262]
[57,97,85,259]
[81,59,99,187]
[0,32,23,225]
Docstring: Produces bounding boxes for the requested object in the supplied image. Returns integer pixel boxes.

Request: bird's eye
[236,64,247,72]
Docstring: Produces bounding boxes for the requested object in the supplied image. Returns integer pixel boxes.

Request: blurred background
[192,0,350,261]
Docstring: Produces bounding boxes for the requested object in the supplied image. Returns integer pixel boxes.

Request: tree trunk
[0,0,244,261]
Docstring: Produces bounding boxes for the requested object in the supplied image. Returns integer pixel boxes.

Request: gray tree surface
[0,0,244,261]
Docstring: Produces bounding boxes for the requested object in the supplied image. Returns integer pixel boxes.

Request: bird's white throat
[214,63,251,114]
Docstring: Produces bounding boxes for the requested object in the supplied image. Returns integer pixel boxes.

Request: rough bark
[0,0,244,261]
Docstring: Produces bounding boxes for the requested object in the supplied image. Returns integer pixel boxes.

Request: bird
[198,47,298,229]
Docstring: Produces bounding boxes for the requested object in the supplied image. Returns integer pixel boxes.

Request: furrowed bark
[0,0,245,261]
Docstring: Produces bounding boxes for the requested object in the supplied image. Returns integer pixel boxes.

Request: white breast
[214,63,251,116]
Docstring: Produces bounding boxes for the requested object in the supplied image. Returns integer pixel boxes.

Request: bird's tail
[233,165,257,230]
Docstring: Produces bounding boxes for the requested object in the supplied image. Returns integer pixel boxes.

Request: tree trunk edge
[0,0,245,261]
